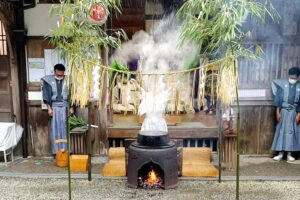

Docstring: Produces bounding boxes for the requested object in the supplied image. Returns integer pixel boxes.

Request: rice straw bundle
[197,67,207,109]
[217,60,238,105]
[67,56,95,108]
[98,69,106,109]
[106,71,119,108]
[64,54,235,110]
[191,70,197,109]
[176,73,181,114]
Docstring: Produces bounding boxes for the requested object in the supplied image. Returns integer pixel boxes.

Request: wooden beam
[108,127,218,139]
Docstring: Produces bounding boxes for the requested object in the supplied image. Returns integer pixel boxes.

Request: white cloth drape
[0,123,23,151]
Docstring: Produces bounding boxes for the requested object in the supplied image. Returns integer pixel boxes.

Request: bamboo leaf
[177,0,279,60]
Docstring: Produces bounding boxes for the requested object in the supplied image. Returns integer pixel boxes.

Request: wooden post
[14,3,29,158]
[99,39,109,155]
[107,7,113,127]
[88,103,92,181]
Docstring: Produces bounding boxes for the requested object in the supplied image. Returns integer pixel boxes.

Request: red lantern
[85,3,107,25]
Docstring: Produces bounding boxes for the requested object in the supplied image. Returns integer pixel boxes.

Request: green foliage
[68,115,87,130]
[177,0,279,59]
[46,0,127,69]
[110,60,129,80]
[111,60,129,72]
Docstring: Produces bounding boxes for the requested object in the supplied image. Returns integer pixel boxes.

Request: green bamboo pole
[67,92,72,200]
[88,103,92,181]
[234,59,240,200]
[218,101,222,183]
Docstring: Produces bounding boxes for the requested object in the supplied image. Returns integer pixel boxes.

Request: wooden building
[238,0,300,154]
[1,0,300,157]
[0,0,36,157]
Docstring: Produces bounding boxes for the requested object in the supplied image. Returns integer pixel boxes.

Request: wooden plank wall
[26,37,53,156]
[281,45,300,78]
[28,105,51,156]
[239,43,300,89]
[239,43,283,89]
[238,106,275,154]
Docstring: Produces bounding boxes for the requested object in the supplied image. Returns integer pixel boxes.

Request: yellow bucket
[56,150,68,168]
[70,155,89,172]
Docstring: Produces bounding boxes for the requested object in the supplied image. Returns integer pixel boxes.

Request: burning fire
[138,167,163,188]
[146,169,159,184]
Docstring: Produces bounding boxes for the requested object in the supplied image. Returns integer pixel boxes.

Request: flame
[146,169,159,183]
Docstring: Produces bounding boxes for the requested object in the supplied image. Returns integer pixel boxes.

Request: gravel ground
[0,177,299,200]
[2,156,299,177]
[1,157,104,174]
[222,156,300,176]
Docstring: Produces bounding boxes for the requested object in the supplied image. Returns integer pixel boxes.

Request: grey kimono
[271,79,300,151]
[41,75,68,154]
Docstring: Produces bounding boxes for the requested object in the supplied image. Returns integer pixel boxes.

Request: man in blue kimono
[41,64,73,155]
[272,67,300,162]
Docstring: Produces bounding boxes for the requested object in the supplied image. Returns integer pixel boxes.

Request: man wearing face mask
[41,64,74,156]
[271,66,300,162]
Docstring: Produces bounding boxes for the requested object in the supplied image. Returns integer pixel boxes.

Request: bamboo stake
[234,59,240,200]
[88,103,92,181]
[67,89,72,200]
[217,100,222,183]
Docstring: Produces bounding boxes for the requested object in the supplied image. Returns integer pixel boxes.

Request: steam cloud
[111,15,198,133]
[111,14,198,73]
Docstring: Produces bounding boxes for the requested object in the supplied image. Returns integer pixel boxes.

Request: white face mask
[55,76,63,81]
[289,79,297,85]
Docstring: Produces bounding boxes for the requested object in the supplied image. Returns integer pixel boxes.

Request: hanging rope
[65,54,237,110]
